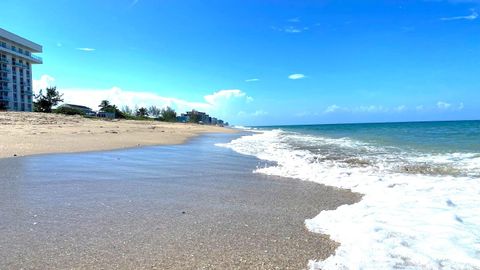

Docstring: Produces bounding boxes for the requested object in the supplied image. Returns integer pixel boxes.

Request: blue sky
[1,0,479,125]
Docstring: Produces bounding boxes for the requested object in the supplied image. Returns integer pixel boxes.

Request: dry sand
[0,112,237,158]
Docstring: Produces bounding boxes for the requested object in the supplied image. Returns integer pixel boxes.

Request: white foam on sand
[217,130,480,270]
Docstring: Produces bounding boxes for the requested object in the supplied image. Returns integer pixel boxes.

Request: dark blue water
[259,120,480,154]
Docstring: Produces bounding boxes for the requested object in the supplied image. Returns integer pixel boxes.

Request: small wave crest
[217,129,480,270]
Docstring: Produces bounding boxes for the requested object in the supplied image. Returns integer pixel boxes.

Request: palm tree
[136,107,148,117]
[98,100,111,111]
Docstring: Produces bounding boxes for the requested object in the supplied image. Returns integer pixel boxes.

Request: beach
[0,133,361,269]
[0,112,237,158]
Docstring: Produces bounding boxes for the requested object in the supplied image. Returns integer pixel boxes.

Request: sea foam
[217,129,480,270]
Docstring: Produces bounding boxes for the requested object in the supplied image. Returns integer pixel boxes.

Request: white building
[0,28,42,112]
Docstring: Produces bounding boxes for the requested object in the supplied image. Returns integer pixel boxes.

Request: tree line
[30,86,178,122]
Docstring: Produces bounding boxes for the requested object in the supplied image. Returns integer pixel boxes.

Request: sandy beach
[0,133,361,269]
[0,112,236,158]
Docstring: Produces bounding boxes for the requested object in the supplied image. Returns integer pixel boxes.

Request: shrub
[54,106,85,116]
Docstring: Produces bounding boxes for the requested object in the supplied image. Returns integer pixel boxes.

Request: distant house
[177,110,227,126]
[97,111,115,119]
[59,104,95,116]
[176,115,189,123]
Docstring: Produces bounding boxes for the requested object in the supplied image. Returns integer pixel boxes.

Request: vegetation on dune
[189,110,201,123]
[136,107,149,118]
[148,105,161,118]
[33,87,64,113]
[159,106,177,122]
[29,87,219,124]
[98,99,126,119]
[54,106,85,116]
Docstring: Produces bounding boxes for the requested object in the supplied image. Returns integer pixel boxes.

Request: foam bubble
[217,130,480,269]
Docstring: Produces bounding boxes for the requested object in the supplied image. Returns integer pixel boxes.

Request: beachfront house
[97,111,115,119]
[59,104,96,116]
[176,115,189,123]
[177,110,227,126]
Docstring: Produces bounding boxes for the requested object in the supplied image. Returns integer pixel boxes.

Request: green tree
[189,110,201,123]
[33,87,64,113]
[148,105,161,118]
[121,105,133,116]
[136,107,148,117]
[98,100,111,111]
[160,106,177,122]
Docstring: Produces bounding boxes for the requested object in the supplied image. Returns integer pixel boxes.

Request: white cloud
[272,26,309,34]
[288,17,300,23]
[284,26,308,33]
[354,105,389,113]
[324,104,341,113]
[238,110,267,117]
[204,89,249,106]
[252,110,268,116]
[245,78,260,82]
[437,101,452,109]
[33,75,56,94]
[76,48,96,52]
[441,9,478,20]
[395,105,407,112]
[288,73,306,80]
[33,75,253,121]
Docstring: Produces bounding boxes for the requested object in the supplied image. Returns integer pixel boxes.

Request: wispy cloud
[76,48,96,52]
[237,110,268,117]
[395,105,407,112]
[324,104,341,113]
[440,9,478,21]
[321,102,464,114]
[287,17,300,23]
[272,26,309,34]
[437,101,452,109]
[245,78,260,82]
[288,73,306,80]
[285,26,309,33]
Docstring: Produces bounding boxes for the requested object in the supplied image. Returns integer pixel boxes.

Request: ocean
[219,120,480,269]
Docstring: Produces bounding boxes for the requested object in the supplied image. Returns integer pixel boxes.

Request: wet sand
[0,133,361,269]
[0,112,236,158]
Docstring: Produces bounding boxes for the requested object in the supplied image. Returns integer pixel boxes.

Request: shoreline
[0,133,361,269]
[0,112,238,159]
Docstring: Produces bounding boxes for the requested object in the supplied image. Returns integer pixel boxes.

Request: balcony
[0,68,11,73]
[12,62,27,68]
[0,58,9,64]
[0,77,10,82]
[0,45,42,64]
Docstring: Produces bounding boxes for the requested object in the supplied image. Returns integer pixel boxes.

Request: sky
[1,0,479,126]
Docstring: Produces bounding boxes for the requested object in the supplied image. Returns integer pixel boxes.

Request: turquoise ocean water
[219,120,480,269]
